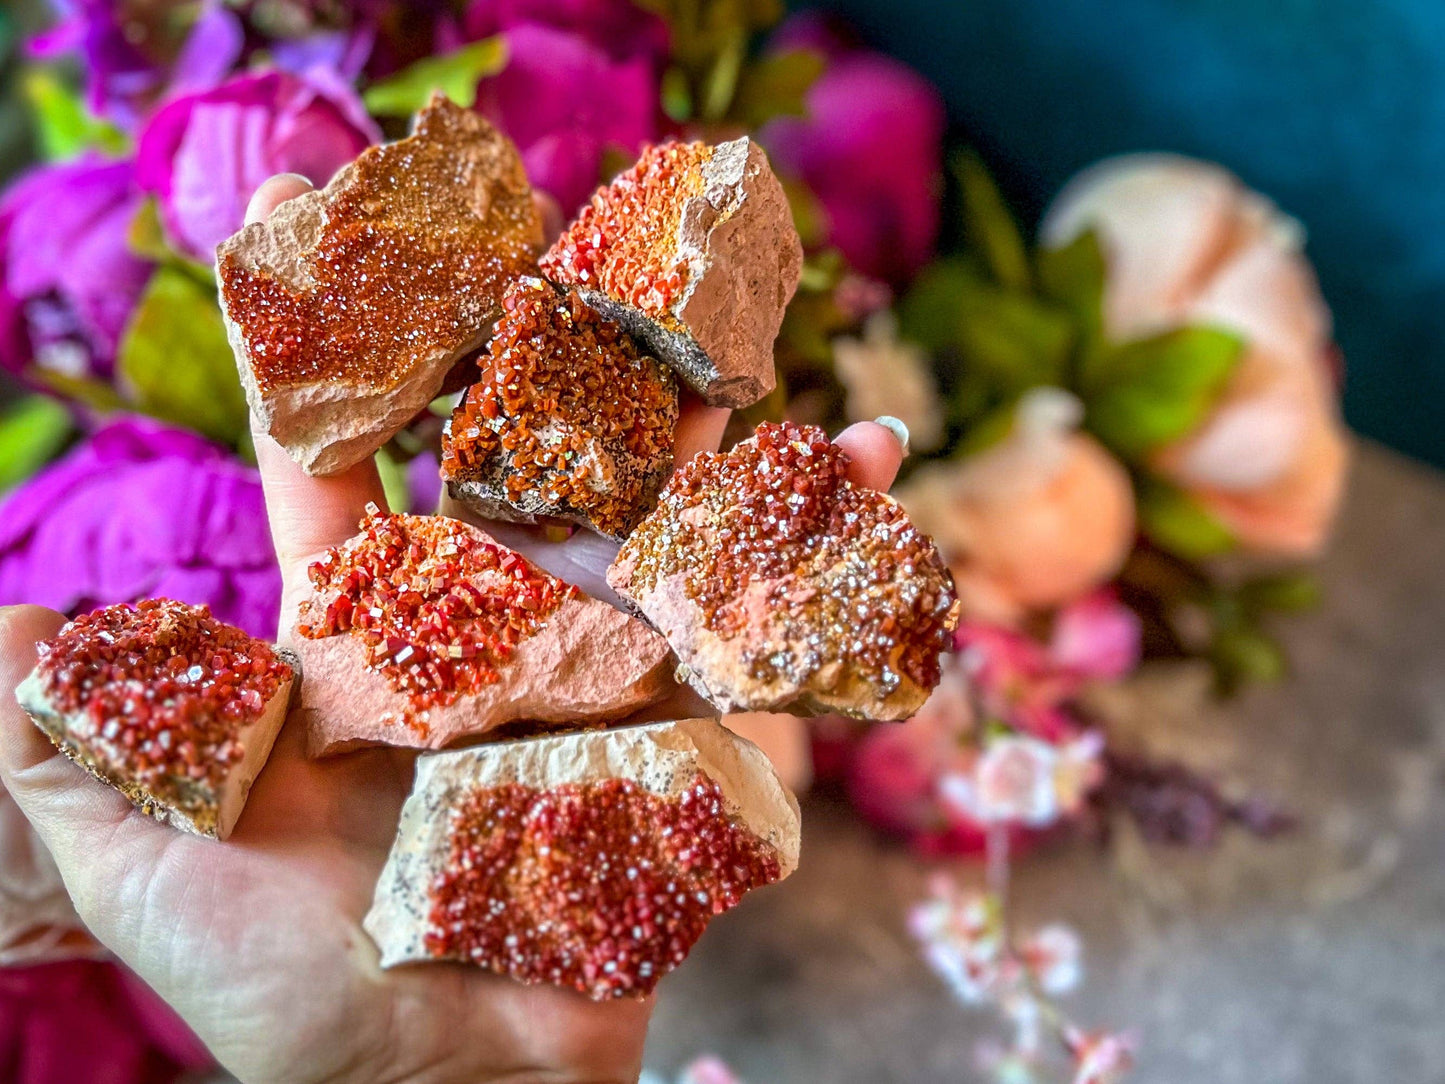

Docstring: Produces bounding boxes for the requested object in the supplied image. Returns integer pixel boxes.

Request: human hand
[0,173,906,1084]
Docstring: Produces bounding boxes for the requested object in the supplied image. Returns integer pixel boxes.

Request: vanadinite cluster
[217,96,543,475]
[609,420,960,719]
[442,278,679,538]
[15,599,294,837]
[541,141,710,327]
[291,507,673,754]
[296,508,576,722]
[426,773,780,998]
[539,136,801,409]
[362,718,801,1000]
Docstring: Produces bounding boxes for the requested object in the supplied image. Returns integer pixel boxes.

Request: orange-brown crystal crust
[218,98,541,394]
[539,142,710,329]
[425,773,782,999]
[442,279,678,537]
[33,600,291,800]
[616,421,958,695]
[295,509,577,727]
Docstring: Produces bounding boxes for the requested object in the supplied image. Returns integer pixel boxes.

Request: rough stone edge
[13,649,300,840]
[363,717,801,968]
[216,99,540,476]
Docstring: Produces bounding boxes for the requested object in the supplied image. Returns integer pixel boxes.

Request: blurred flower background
[0,1,1355,1081]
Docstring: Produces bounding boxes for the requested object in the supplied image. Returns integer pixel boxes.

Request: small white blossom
[832,311,945,452]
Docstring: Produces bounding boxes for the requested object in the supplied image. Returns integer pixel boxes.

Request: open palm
[0,176,905,1083]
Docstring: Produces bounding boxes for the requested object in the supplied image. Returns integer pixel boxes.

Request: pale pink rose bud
[1042,153,1349,557]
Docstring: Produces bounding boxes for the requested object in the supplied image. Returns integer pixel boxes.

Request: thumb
[0,605,184,946]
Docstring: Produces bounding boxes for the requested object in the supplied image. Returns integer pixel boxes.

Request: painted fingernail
[874,416,911,456]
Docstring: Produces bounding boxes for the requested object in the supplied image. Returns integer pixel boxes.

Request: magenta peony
[135,70,379,261]
[0,418,282,639]
[460,0,667,214]
[0,154,152,381]
[760,12,945,283]
[29,0,247,127]
[0,958,212,1084]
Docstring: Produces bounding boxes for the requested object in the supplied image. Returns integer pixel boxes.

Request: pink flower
[1050,591,1142,681]
[135,70,379,261]
[845,655,985,852]
[1018,924,1082,996]
[460,0,669,65]
[951,590,1138,741]
[0,958,212,1084]
[1042,154,1349,557]
[939,733,1103,828]
[0,154,153,380]
[458,0,667,214]
[677,1056,746,1084]
[1065,1027,1136,1084]
[760,13,945,283]
[908,877,1008,1004]
[898,390,1136,624]
[0,417,282,638]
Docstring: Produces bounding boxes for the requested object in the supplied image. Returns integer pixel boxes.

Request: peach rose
[898,389,1135,624]
[1041,154,1349,556]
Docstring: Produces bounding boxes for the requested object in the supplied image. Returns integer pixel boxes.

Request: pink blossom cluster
[909,875,1134,1084]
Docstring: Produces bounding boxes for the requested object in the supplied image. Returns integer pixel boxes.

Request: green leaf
[363,38,508,115]
[957,402,1017,456]
[661,66,693,122]
[1036,228,1106,339]
[952,285,1075,392]
[375,447,411,514]
[700,29,746,121]
[898,259,985,354]
[1084,327,1244,459]
[127,198,216,284]
[954,151,1030,292]
[730,48,825,126]
[117,266,249,444]
[1138,481,1236,560]
[30,370,127,413]
[1240,572,1321,614]
[23,69,128,160]
[781,177,828,249]
[899,259,1073,395]
[1212,627,1286,689]
[0,397,72,492]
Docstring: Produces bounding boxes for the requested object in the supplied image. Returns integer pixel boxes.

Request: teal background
[806,0,1445,467]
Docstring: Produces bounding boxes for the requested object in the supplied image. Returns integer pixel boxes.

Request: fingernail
[874,416,910,456]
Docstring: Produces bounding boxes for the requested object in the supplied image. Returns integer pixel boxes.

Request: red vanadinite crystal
[218,102,539,394]
[441,279,678,535]
[35,600,290,794]
[295,509,577,723]
[424,773,781,998]
[540,142,710,325]
[619,420,957,693]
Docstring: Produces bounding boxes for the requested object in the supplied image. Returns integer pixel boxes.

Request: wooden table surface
[644,441,1445,1083]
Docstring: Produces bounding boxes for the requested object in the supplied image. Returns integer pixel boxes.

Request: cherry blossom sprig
[909,872,1135,1084]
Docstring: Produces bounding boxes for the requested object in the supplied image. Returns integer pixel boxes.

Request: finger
[241,172,389,570]
[836,418,908,492]
[532,190,564,247]
[245,173,315,225]
[253,422,388,570]
[0,606,184,933]
[672,396,730,470]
